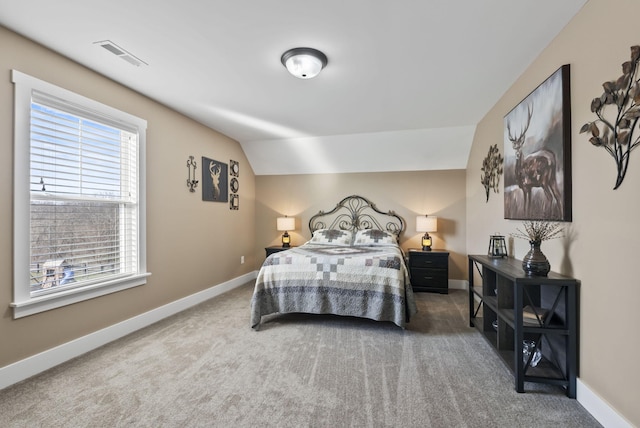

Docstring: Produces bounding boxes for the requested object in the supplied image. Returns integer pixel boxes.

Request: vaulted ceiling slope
[0,0,588,175]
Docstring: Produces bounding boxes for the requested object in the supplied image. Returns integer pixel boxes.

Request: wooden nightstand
[408,249,449,294]
[265,246,294,257]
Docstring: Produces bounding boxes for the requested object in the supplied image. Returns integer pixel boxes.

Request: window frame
[11,70,149,318]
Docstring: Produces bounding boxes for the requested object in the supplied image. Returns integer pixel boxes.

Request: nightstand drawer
[410,268,448,286]
[410,255,448,269]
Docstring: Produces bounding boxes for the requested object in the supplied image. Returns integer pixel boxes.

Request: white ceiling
[0,0,588,175]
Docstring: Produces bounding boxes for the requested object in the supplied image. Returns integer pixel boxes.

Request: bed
[250,195,417,329]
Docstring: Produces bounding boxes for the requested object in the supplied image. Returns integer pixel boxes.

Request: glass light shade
[277,216,295,231]
[281,48,328,79]
[285,55,323,79]
[416,216,438,232]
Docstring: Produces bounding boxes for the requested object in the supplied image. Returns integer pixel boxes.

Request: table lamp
[277,216,295,247]
[416,215,437,251]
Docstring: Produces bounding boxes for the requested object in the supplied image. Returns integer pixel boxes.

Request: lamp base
[281,231,291,248]
[421,233,432,251]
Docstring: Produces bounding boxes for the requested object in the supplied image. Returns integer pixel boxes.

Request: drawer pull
[423,276,434,280]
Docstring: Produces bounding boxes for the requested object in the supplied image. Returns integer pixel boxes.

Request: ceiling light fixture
[281,47,328,79]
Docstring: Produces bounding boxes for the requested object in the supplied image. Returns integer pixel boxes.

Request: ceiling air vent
[94,40,148,67]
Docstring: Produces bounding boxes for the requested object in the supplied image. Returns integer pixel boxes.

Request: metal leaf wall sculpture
[480,144,504,202]
[580,45,640,189]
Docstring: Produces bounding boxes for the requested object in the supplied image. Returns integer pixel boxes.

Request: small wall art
[503,65,572,221]
[201,157,228,202]
[230,194,239,210]
[229,159,239,210]
[480,144,504,202]
[186,155,198,193]
[230,159,239,177]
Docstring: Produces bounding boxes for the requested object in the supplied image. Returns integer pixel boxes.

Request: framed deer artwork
[201,156,228,202]
[503,65,572,221]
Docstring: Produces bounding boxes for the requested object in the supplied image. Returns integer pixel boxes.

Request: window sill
[10,272,151,318]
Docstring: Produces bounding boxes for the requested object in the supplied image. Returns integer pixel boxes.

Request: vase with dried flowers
[512,221,564,276]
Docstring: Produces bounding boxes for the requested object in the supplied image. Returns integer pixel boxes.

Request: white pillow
[308,229,353,246]
[353,229,397,246]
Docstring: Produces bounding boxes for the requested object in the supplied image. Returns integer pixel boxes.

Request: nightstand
[265,246,294,257]
[408,249,449,294]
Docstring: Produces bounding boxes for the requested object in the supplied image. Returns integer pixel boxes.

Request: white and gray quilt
[250,243,417,329]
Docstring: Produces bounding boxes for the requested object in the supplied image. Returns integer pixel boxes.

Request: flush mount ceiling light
[281,47,328,79]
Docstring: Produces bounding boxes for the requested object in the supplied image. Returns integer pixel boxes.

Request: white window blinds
[12,70,148,318]
[29,92,139,295]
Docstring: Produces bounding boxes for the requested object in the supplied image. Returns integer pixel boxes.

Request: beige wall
[466,0,640,424]
[255,170,467,280]
[4,0,639,424]
[0,27,256,367]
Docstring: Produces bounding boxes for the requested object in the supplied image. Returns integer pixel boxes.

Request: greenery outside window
[11,70,149,318]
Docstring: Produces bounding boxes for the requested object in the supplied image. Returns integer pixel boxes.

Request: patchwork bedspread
[250,243,417,329]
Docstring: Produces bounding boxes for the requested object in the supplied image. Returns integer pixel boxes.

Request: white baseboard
[0,271,258,391]
[448,279,467,290]
[577,379,634,428]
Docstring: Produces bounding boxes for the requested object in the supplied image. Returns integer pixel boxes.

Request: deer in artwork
[209,161,221,199]
[507,105,562,218]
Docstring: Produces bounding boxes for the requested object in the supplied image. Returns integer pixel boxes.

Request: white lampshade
[277,216,295,231]
[281,48,328,79]
[416,216,438,233]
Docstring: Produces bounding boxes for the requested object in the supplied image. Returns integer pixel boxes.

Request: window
[11,70,148,318]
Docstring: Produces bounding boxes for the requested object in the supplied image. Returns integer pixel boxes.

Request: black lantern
[488,235,508,258]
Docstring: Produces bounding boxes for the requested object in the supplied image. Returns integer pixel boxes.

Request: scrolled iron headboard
[308,195,405,237]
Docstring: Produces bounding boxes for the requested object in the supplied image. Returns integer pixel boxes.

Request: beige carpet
[0,284,600,427]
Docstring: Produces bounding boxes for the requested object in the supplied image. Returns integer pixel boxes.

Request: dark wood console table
[468,255,579,398]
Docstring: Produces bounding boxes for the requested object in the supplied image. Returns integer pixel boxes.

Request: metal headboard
[308,195,405,237]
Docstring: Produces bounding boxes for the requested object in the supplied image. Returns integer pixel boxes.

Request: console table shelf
[468,255,579,398]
